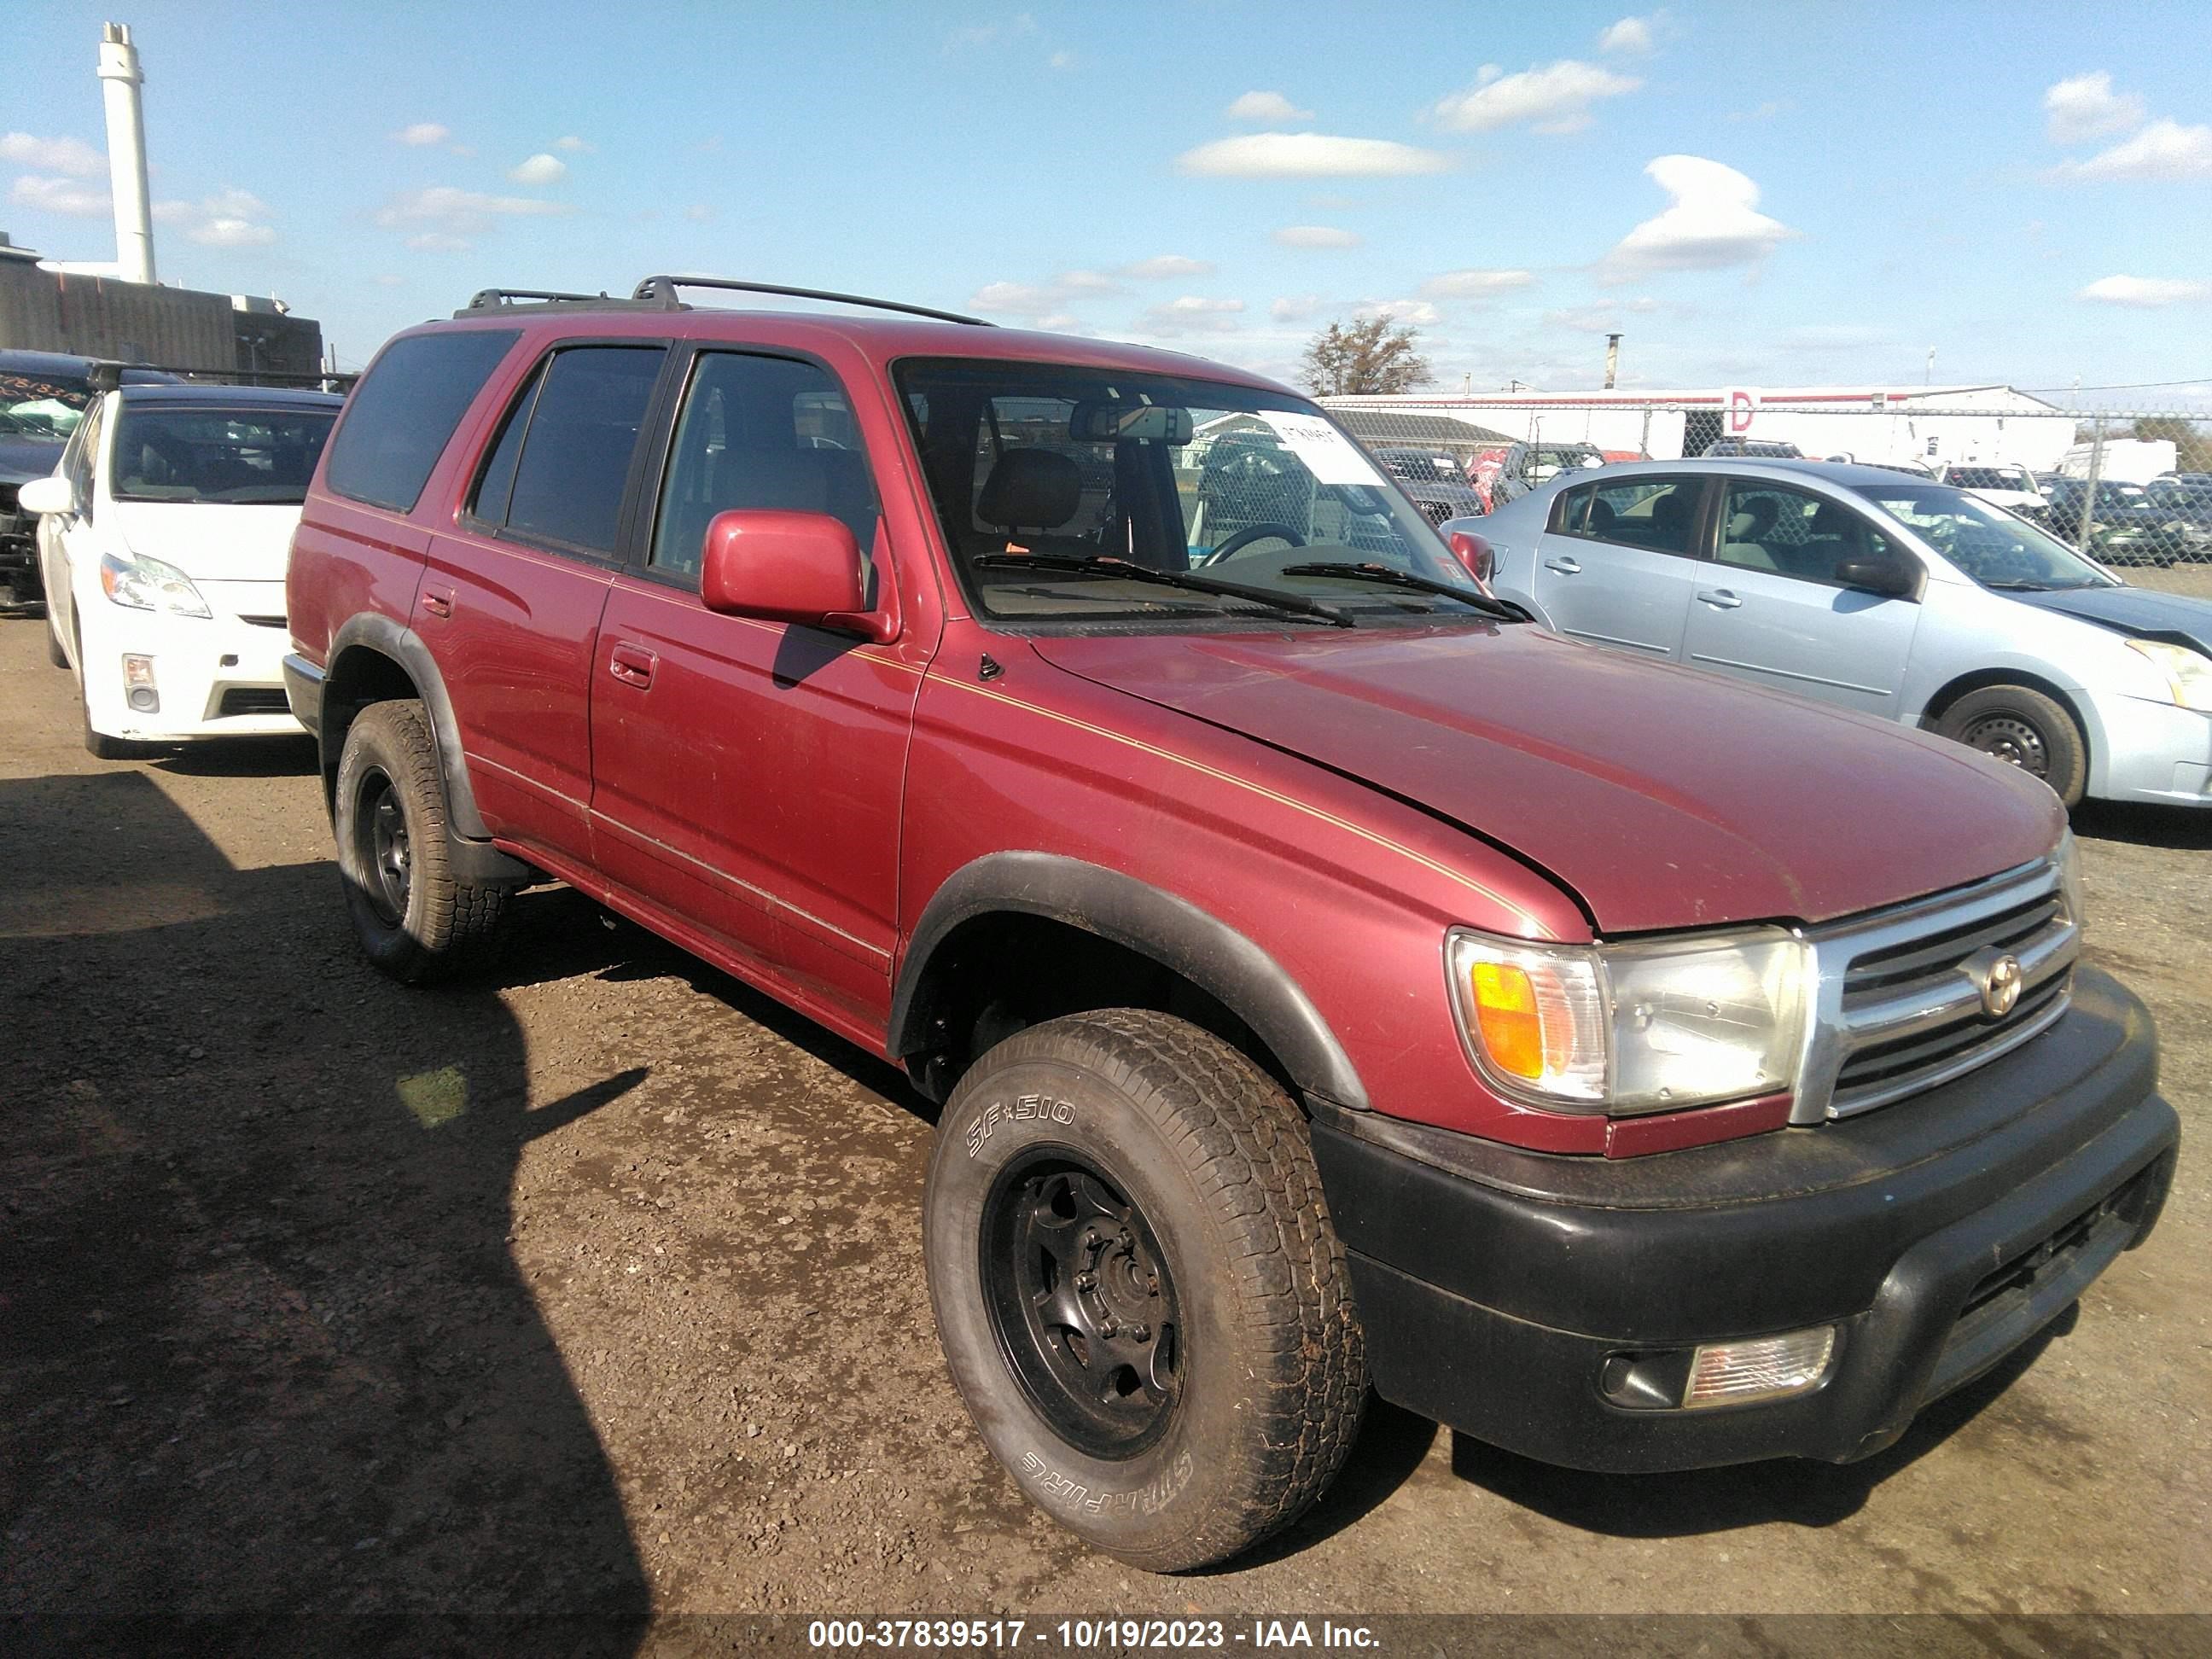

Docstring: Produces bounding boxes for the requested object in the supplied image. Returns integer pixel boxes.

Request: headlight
[99,551,211,619]
[2127,638,2212,712]
[1447,926,1809,1115]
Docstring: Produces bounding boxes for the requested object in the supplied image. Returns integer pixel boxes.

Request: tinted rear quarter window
[323,329,520,513]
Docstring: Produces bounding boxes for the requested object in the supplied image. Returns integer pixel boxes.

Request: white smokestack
[97,21,155,285]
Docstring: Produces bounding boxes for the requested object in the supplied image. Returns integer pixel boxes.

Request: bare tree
[1299,316,1435,397]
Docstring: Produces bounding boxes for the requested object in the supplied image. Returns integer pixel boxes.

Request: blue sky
[8,0,2212,398]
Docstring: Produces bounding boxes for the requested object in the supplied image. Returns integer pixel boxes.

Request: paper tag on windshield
[1258,412,1386,486]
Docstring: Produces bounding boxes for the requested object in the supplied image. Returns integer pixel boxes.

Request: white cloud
[2079,274,2211,307]
[1138,295,1246,336]
[2051,118,2212,181]
[154,187,278,247]
[509,153,568,185]
[393,122,451,147]
[554,135,593,153]
[945,14,1039,50]
[970,270,1131,318]
[1545,296,1667,332]
[2043,73,2145,144]
[1355,298,1441,327]
[1603,154,1795,279]
[1432,61,1640,135]
[1273,224,1361,248]
[1271,294,1321,323]
[1,132,105,177]
[1056,269,1121,292]
[1419,268,1535,299]
[1120,253,1213,279]
[375,184,570,252]
[1598,14,1659,55]
[1226,90,1314,124]
[374,273,405,288]
[1035,311,1080,330]
[1049,50,1074,70]
[684,203,713,222]
[10,174,108,216]
[1176,132,1452,178]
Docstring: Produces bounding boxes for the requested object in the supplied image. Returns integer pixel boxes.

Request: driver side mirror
[699,509,892,641]
[1447,527,1496,585]
[17,474,77,518]
[1834,552,1917,599]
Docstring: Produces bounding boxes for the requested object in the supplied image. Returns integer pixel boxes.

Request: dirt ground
[3,576,2208,1639]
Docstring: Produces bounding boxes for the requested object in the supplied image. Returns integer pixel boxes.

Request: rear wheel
[335,699,509,981]
[924,1009,1365,1571]
[1936,684,2088,807]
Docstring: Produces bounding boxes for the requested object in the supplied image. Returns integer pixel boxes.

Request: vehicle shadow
[2072,798,2212,850]
[0,771,647,1649]
[1445,1313,2069,1537]
[154,734,321,778]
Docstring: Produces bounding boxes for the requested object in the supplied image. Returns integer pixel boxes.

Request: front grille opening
[217,688,292,718]
[1845,893,2062,996]
[1960,1163,2152,1321]
[1836,973,2069,1092]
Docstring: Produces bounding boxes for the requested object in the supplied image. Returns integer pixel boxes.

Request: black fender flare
[322,614,527,882]
[890,852,1370,1111]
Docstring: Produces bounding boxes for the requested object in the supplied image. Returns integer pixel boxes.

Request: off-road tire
[924,1009,1365,1572]
[335,699,508,982]
[1936,684,2088,807]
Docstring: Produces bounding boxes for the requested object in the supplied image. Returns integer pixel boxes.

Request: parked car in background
[1935,462,2046,521]
[2040,475,2186,566]
[1466,457,2212,807]
[1465,439,1606,511]
[0,349,179,608]
[24,381,341,756]
[2145,476,2212,559]
[1371,445,1487,527]
[283,279,2175,1569]
[1703,436,1803,459]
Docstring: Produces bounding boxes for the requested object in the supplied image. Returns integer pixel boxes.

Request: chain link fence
[1322,393,2212,568]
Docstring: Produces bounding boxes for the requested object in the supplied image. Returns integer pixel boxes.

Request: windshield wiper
[969,552,1356,627]
[1278,561,1531,623]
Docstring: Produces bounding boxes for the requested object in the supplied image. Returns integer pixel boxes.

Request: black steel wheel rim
[1960,712,2049,777]
[980,1150,1184,1460]
[354,766,411,923]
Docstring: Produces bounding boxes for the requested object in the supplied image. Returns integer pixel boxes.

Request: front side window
[324,329,519,513]
[895,357,1489,630]
[1556,477,1703,556]
[109,403,338,504]
[498,345,667,556]
[1714,481,1896,582]
[649,352,881,581]
[1852,480,2116,591]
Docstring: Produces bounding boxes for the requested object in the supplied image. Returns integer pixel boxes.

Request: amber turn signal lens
[1470,962,1546,1080]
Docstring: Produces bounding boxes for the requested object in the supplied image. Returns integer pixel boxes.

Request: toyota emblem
[1979,953,2023,1018]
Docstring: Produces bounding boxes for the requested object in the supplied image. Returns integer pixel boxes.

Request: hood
[0,436,66,485]
[2012,585,2212,655]
[1032,626,2062,934]
[106,499,304,583]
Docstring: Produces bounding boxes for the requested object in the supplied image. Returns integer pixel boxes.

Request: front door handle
[608,643,656,688]
[1696,588,1743,609]
[421,586,453,619]
[1544,555,1582,574]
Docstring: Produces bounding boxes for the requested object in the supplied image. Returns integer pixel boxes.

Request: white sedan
[24,383,341,757]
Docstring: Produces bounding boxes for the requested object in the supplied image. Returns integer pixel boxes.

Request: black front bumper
[1312,965,2178,1473]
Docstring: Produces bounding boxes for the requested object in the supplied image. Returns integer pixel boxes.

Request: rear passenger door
[1531,474,1710,660]
[1679,478,1923,717]
[587,347,924,1028]
[420,341,669,865]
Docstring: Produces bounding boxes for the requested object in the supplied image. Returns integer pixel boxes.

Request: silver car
[1460,458,2212,807]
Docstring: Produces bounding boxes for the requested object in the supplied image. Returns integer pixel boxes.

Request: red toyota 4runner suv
[286,277,2178,1571]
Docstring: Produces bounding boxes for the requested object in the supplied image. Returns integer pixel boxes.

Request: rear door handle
[421,587,453,619]
[1696,589,1743,609]
[608,643,656,688]
[1543,556,1582,574]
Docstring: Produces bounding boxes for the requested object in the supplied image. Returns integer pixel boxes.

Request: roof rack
[630,275,993,327]
[456,287,678,317]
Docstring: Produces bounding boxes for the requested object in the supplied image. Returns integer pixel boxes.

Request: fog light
[1683,1326,1836,1408]
[122,654,159,713]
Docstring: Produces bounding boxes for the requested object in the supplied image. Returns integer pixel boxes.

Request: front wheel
[334,699,509,981]
[1936,684,2088,807]
[923,1010,1365,1572]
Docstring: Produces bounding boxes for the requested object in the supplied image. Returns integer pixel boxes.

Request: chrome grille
[1794,855,2078,1123]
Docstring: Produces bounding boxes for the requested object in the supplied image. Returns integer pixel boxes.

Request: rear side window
[498,346,667,556]
[1556,476,1703,557]
[323,329,518,512]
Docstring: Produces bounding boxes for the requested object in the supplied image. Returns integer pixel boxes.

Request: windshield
[0,370,95,442]
[111,403,337,504]
[1851,480,2116,590]
[895,358,1486,628]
